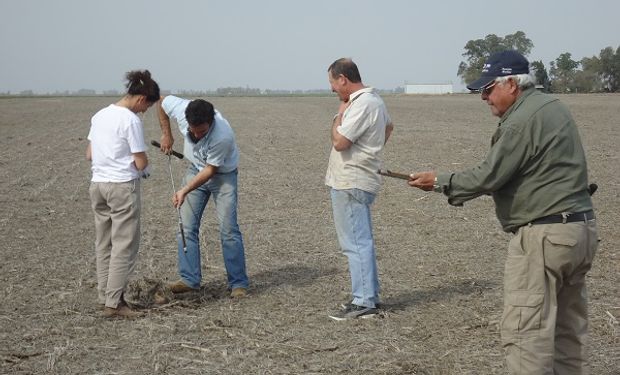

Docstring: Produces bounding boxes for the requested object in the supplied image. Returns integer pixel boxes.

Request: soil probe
[378,169,600,197]
[150,140,184,159]
[378,169,410,180]
[150,140,187,253]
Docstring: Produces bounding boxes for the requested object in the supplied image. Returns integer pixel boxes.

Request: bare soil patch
[1,94,618,374]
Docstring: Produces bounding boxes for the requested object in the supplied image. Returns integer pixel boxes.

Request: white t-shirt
[325,87,391,194]
[88,104,147,182]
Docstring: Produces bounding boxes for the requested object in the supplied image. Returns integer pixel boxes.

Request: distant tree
[530,60,551,92]
[215,86,261,96]
[503,31,534,53]
[549,53,580,93]
[458,31,534,85]
[578,56,603,93]
[76,89,96,96]
[597,46,620,92]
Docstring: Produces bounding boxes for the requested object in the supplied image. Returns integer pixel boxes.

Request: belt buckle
[561,212,570,224]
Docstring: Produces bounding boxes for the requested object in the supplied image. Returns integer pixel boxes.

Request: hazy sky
[1,0,618,93]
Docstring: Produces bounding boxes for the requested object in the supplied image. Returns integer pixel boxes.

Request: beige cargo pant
[89,179,141,308]
[501,219,598,375]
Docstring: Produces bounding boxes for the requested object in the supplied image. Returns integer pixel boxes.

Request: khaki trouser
[89,180,141,308]
[501,220,598,375]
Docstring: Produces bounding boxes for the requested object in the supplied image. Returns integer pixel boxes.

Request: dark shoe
[102,303,144,319]
[230,287,247,298]
[340,301,382,311]
[329,304,378,321]
[169,280,198,294]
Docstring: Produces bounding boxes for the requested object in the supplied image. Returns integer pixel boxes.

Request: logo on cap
[466,50,530,91]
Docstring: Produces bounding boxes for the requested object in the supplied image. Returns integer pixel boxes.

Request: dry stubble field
[0,94,618,374]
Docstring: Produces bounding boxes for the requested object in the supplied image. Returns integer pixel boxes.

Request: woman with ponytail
[86,70,160,318]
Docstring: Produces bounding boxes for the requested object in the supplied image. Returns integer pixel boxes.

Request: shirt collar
[349,87,374,103]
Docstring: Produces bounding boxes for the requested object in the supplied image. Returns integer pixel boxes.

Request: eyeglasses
[481,81,497,96]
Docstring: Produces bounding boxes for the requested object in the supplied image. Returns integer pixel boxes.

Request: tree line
[458,31,620,93]
[1,87,406,97]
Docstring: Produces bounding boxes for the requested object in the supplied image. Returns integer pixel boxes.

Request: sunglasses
[481,81,497,96]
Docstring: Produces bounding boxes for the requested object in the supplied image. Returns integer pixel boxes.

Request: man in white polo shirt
[325,58,394,320]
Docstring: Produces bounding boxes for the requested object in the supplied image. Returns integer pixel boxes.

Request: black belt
[529,210,595,225]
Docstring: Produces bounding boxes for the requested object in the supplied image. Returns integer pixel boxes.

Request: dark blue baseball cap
[467,50,530,91]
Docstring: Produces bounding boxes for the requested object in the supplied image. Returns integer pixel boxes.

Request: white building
[404,83,453,95]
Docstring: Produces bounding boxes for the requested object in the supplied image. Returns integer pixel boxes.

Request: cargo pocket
[502,228,546,337]
[502,292,544,335]
[545,232,578,248]
[544,227,584,287]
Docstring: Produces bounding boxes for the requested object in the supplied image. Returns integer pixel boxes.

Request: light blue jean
[330,188,380,308]
[177,166,248,289]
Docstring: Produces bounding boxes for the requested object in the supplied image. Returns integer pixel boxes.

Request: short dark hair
[328,58,362,83]
[185,99,215,126]
[125,70,160,103]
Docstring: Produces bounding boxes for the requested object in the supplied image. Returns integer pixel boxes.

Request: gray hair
[496,73,536,90]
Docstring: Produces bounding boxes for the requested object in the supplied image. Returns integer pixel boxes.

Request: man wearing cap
[408,50,598,374]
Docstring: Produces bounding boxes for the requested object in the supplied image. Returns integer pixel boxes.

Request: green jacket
[437,87,593,233]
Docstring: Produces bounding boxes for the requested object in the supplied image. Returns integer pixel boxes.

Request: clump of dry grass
[125,277,171,308]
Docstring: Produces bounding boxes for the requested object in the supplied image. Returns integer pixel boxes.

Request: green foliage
[531,61,551,92]
[597,46,620,92]
[578,56,604,93]
[548,47,620,93]
[549,53,580,93]
[458,31,533,85]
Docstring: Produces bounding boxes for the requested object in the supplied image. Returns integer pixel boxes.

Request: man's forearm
[331,113,353,151]
[331,113,342,144]
[159,118,173,138]
[157,98,173,138]
[385,123,394,144]
[181,165,217,194]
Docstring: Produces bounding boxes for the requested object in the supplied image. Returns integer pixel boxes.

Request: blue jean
[330,188,380,308]
[177,166,248,289]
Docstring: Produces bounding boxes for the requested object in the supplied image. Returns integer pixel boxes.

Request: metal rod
[378,169,410,180]
[168,155,187,253]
